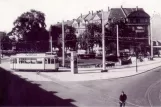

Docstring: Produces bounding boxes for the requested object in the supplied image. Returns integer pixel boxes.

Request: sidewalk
[40,58,161,81]
[59,58,161,71]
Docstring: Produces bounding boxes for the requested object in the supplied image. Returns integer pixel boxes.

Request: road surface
[1,61,161,106]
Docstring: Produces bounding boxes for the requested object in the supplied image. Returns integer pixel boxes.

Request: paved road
[1,60,161,106]
[34,66,161,107]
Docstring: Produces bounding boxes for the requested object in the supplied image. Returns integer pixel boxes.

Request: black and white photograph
[0,0,161,106]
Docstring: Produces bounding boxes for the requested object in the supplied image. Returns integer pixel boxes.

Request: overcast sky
[0,0,160,32]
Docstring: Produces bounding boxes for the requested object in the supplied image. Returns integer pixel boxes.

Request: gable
[108,8,125,20]
[93,14,101,21]
[128,10,150,18]
[72,20,78,28]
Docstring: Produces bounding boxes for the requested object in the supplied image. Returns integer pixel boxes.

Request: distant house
[54,6,150,53]
[76,13,90,35]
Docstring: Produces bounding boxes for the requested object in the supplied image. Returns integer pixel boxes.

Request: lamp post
[102,10,106,71]
[0,36,1,64]
[49,27,52,53]
[116,24,119,57]
[135,33,138,72]
[150,18,153,58]
[62,20,65,67]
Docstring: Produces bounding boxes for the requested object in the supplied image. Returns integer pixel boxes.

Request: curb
[59,60,161,71]
[107,65,161,80]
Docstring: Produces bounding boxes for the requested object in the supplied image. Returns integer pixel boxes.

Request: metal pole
[102,10,106,70]
[62,20,65,67]
[49,28,53,53]
[0,37,1,64]
[150,18,153,58]
[116,24,119,57]
[135,33,138,72]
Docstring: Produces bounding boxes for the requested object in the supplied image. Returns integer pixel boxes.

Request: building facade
[54,6,150,54]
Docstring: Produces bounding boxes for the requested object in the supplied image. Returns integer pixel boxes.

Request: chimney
[81,13,82,18]
[136,6,138,11]
[121,5,123,8]
[89,11,91,14]
[108,6,110,11]
[92,11,93,15]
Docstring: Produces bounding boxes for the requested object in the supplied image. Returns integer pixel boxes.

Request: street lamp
[101,10,106,72]
[150,17,153,59]
[0,36,1,64]
[135,32,138,72]
[49,26,53,53]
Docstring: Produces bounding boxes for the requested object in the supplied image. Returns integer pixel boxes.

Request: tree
[10,9,49,52]
[78,23,102,52]
[0,32,12,50]
[51,24,77,50]
[50,25,62,48]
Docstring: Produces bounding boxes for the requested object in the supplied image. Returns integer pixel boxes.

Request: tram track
[159,89,161,104]
[145,78,161,107]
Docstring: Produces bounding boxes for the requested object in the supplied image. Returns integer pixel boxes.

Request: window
[31,58,36,64]
[51,58,55,64]
[145,19,149,23]
[55,58,59,63]
[26,58,31,64]
[11,58,17,64]
[10,58,13,64]
[136,19,140,23]
[14,58,17,64]
[48,58,51,64]
[19,58,26,64]
[37,58,42,64]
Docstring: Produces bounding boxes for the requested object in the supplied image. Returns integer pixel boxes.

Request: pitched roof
[108,8,146,21]
[123,8,143,16]
[84,13,95,21]
[65,20,74,26]
[108,8,125,20]
[97,11,110,19]
[127,10,150,18]
[90,12,99,20]
[77,14,89,22]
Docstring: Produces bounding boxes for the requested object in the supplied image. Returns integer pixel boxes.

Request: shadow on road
[0,67,77,106]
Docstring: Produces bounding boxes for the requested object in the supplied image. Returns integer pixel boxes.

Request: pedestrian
[119,91,127,107]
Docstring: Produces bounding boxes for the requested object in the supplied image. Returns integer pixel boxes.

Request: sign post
[71,51,78,74]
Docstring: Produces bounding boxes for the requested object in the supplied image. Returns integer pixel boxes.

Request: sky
[0,0,161,32]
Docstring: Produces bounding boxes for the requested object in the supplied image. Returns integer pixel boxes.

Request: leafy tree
[10,9,49,52]
[78,23,103,53]
[0,32,12,50]
[50,25,62,48]
[51,24,77,50]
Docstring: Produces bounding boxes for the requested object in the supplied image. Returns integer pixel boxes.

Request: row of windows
[129,18,149,23]
[11,58,59,64]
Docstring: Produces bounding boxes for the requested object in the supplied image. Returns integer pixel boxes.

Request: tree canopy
[9,9,49,52]
[50,24,77,50]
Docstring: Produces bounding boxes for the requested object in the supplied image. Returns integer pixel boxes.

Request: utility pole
[102,10,106,71]
[135,33,138,72]
[0,37,1,64]
[116,24,119,57]
[150,18,153,58]
[62,20,65,67]
[49,27,53,53]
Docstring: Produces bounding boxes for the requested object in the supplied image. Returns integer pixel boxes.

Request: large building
[55,6,150,54]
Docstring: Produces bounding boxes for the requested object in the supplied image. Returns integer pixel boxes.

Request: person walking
[119,91,127,107]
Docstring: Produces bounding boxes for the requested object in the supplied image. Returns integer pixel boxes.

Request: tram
[10,53,59,71]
